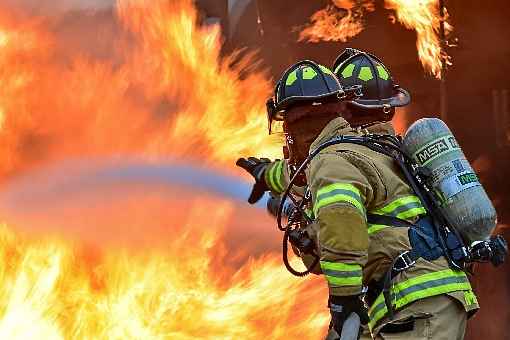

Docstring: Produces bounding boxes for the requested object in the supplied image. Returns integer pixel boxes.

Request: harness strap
[367,213,414,229]
[382,249,421,319]
[366,214,426,319]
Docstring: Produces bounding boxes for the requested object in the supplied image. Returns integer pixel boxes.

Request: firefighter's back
[315,122,479,338]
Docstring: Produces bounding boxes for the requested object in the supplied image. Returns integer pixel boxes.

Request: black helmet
[332,49,410,111]
[267,60,357,133]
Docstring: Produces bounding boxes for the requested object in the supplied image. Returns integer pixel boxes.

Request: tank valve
[469,235,508,267]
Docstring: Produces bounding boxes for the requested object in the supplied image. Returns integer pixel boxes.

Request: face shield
[266,98,285,135]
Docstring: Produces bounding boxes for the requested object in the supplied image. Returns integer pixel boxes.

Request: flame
[300,0,452,78]
[385,0,453,79]
[0,0,281,180]
[0,0,329,338]
[299,0,375,43]
[0,197,328,339]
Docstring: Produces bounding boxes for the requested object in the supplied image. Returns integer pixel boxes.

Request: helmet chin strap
[345,103,395,127]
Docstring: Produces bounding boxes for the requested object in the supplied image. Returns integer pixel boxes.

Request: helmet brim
[349,87,411,110]
[273,90,344,120]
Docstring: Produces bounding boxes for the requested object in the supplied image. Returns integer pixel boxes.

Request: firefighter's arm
[309,152,373,296]
[236,157,285,203]
[265,159,309,198]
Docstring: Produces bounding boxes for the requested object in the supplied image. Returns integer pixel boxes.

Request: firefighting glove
[328,295,368,340]
[236,157,271,204]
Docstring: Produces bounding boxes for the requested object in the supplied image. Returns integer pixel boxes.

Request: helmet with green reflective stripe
[266,60,348,133]
[332,49,411,111]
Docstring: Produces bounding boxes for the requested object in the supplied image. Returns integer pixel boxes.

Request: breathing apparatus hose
[278,134,468,277]
[277,136,386,276]
[277,146,324,276]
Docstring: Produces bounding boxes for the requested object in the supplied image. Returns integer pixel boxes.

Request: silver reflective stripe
[388,201,424,217]
[316,188,362,205]
[314,183,364,216]
[369,275,469,318]
[323,269,363,279]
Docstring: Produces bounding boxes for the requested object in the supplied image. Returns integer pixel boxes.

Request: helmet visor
[266,98,285,134]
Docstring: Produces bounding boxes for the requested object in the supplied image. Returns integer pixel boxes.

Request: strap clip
[393,251,416,272]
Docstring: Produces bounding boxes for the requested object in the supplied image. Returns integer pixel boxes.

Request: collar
[309,118,396,151]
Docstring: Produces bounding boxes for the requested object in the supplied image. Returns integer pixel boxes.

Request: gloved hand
[236,157,271,204]
[328,295,368,340]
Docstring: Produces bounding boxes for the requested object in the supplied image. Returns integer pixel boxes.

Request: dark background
[196,0,510,338]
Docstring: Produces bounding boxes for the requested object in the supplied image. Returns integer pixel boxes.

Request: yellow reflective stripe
[320,261,360,272]
[304,208,314,220]
[367,224,389,235]
[464,290,478,306]
[368,269,467,315]
[314,194,364,217]
[368,269,471,329]
[273,160,284,193]
[396,269,466,291]
[320,261,363,287]
[367,197,426,234]
[265,160,284,193]
[316,183,362,202]
[372,195,421,215]
[265,163,276,192]
[370,282,472,330]
[396,207,427,220]
[325,276,363,286]
[314,183,364,216]
[369,271,469,328]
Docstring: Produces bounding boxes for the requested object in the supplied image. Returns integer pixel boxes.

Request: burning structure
[0,0,508,339]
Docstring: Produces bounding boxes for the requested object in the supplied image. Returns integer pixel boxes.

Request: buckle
[393,251,416,272]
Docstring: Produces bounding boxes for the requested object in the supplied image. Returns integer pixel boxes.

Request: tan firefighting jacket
[264,117,478,331]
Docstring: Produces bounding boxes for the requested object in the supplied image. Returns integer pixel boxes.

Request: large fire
[0,0,281,179]
[300,0,453,79]
[0,0,329,338]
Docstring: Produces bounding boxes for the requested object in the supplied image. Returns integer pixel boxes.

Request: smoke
[1,0,114,14]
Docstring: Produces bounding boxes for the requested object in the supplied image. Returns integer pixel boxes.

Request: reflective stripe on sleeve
[371,195,426,220]
[313,183,365,217]
[265,160,285,193]
[367,195,427,235]
[368,269,472,330]
[320,261,363,287]
[367,224,389,235]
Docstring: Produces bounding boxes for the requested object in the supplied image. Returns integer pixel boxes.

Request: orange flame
[385,0,453,79]
[0,0,329,338]
[299,0,375,43]
[0,0,281,180]
[300,0,452,79]
[0,192,328,339]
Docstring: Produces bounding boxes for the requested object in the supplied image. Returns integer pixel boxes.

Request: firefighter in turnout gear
[237,53,478,340]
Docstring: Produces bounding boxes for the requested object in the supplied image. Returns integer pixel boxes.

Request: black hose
[282,228,319,277]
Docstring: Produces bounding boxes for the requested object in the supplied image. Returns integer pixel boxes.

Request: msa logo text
[458,173,478,185]
[416,136,459,165]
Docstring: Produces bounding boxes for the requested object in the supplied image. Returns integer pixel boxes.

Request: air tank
[403,118,497,244]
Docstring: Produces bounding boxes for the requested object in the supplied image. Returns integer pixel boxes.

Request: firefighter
[237,54,478,339]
